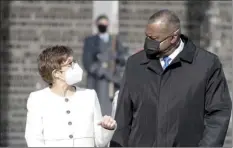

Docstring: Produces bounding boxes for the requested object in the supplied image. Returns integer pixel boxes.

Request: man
[111,49,145,119]
[82,15,127,116]
[110,10,232,147]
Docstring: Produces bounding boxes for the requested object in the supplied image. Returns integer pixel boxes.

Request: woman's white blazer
[25,87,116,147]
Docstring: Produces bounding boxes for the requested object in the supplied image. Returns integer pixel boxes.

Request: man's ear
[171,35,179,44]
[171,29,180,44]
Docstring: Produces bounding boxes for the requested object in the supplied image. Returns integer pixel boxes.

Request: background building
[0,1,232,147]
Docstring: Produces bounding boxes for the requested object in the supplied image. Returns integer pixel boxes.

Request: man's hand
[98,115,116,130]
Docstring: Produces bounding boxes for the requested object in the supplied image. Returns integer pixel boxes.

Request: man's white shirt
[160,39,184,67]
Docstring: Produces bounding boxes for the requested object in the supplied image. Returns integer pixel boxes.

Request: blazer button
[68,121,72,125]
[66,110,70,114]
[69,135,73,139]
[65,98,69,102]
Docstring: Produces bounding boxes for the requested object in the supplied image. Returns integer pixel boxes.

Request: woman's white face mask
[61,63,83,85]
[65,63,83,85]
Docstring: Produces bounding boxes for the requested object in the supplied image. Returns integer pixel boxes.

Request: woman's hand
[98,115,116,130]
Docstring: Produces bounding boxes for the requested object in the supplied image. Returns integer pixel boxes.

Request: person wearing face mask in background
[25,45,117,147]
[110,9,232,147]
[82,14,128,116]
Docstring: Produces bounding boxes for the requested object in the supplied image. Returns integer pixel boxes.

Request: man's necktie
[163,56,171,69]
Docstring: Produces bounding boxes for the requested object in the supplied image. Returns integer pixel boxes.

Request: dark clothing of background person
[82,34,127,116]
[82,14,128,116]
[110,35,232,147]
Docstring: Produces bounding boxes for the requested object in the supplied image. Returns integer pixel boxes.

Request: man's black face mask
[144,35,172,56]
[144,37,161,55]
[98,24,108,33]
[144,29,179,56]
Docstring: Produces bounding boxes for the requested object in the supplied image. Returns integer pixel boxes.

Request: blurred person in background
[82,14,128,116]
[25,45,116,147]
[110,9,232,147]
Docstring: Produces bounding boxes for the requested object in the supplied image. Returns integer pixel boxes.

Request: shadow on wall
[0,0,10,146]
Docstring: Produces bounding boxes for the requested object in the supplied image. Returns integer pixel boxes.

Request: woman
[25,45,117,147]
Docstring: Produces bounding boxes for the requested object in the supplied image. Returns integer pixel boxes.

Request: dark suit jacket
[110,34,232,147]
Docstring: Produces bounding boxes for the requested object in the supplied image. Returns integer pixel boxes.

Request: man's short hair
[148,9,180,30]
[96,14,109,23]
[37,45,73,85]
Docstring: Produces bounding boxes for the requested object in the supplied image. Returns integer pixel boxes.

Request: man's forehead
[97,18,109,25]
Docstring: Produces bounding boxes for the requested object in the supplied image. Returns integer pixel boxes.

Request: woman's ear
[52,69,60,80]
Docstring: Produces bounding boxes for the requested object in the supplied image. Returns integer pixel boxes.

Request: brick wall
[0,0,232,147]
[118,1,232,147]
[0,1,93,146]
